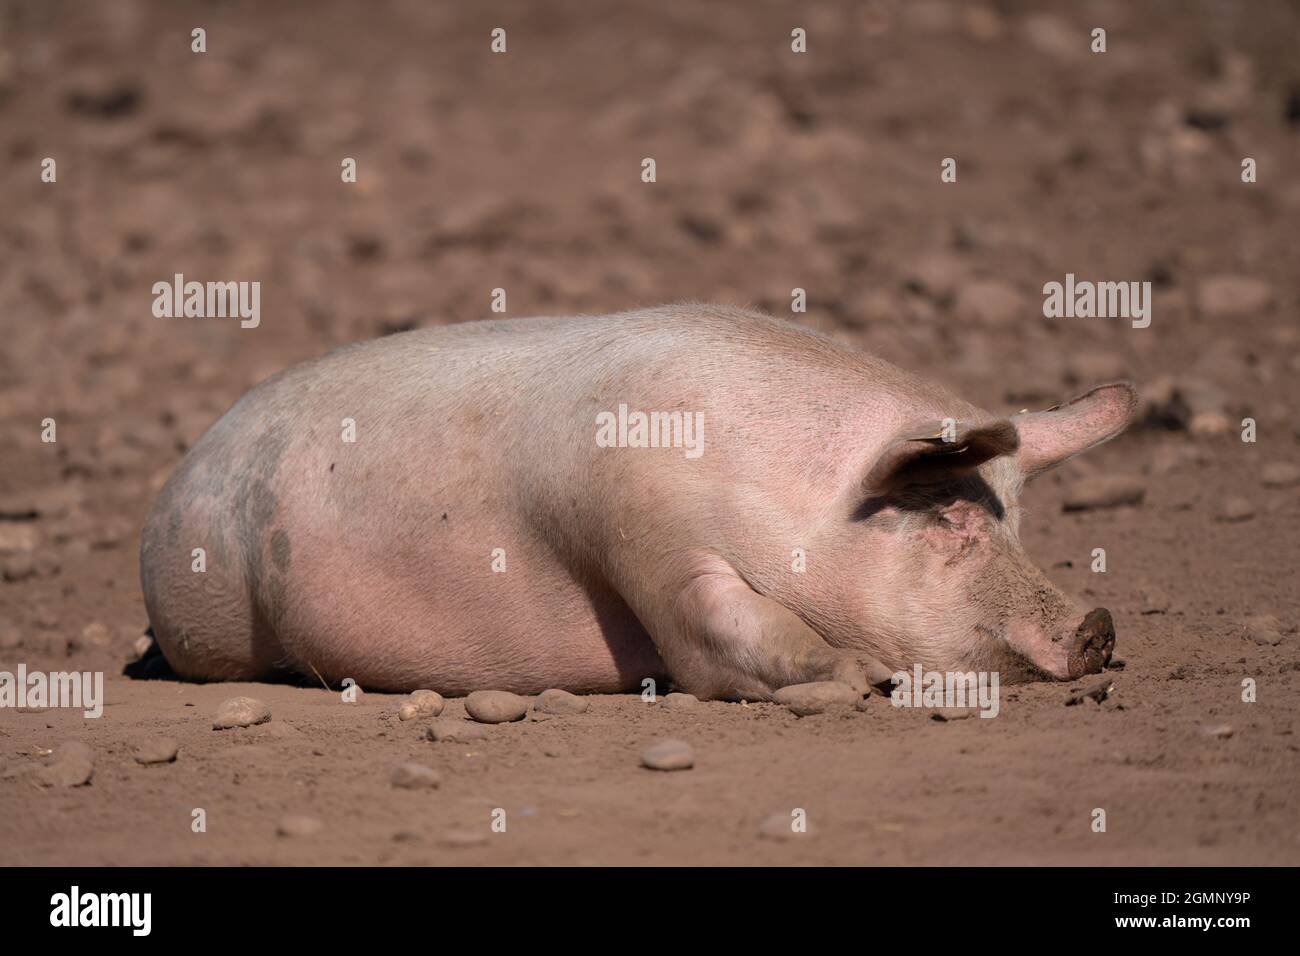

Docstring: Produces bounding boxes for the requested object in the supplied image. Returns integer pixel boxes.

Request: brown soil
[2,0,1298,865]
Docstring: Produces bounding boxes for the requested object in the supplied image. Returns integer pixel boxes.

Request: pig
[140,305,1134,700]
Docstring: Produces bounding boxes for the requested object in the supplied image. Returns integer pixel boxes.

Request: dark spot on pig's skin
[231,427,290,611]
[329,462,335,472]
[271,529,291,572]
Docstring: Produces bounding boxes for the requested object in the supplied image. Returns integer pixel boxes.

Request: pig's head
[815,383,1138,684]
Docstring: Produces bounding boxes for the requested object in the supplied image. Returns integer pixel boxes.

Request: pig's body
[142,305,1130,698]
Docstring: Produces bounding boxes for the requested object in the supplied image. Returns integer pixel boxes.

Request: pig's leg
[638,552,887,700]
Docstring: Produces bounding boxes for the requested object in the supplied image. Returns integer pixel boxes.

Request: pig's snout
[1067,608,1115,678]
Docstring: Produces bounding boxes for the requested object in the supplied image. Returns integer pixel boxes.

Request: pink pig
[141,306,1132,699]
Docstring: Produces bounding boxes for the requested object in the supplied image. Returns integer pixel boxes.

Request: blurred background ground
[0,0,1297,865]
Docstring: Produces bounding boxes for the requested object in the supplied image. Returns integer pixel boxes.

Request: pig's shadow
[121,627,319,687]
[852,474,1006,522]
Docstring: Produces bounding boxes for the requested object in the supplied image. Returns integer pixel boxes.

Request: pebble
[0,524,40,553]
[773,681,859,716]
[426,720,491,743]
[465,690,528,723]
[397,702,421,721]
[640,739,695,771]
[660,692,700,710]
[1242,615,1283,646]
[1062,475,1146,511]
[391,762,442,790]
[438,829,489,849]
[931,707,976,721]
[1066,678,1116,706]
[1196,275,1274,319]
[133,736,179,765]
[758,812,811,840]
[1215,497,1255,523]
[409,689,445,716]
[1188,411,1231,436]
[36,741,94,787]
[954,278,1026,326]
[1202,724,1234,739]
[1148,443,1206,475]
[80,622,112,648]
[276,815,323,838]
[902,253,965,301]
[1138,585,1172,615]
[534,688,589,715]
[212,696,271,730]
[1,553,34,582]
[1261,462,1300,489]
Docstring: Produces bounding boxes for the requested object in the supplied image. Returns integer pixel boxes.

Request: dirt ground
[1,0,1298,866]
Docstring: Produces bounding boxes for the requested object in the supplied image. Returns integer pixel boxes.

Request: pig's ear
[1012,383,1138,480]
[861,419,1019,497]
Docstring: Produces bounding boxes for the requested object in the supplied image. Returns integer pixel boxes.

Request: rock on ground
[465,690,528,723]
[640,739,695,771]
[212,696,271,730]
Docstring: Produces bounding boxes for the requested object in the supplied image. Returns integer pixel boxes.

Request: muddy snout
[1067,608,1115,678]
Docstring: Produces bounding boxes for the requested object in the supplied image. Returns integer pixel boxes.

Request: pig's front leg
[642,552,887,700]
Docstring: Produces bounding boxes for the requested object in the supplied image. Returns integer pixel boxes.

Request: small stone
[80,622,112,648]
[0,524,40,553]
[426,720,491,743]
[758,812,811,840]
[660,692,700,710]
[1197,275,1274,319]
[276,815,323,838]
[36,741,94,787]
[397,702,420,721]
[464,690,528,723]
[1138,585,1172,614]
[954,278,1026,326]
[129,635,155,661]
[391,762,441,790]
[1189,411,1231,437]
[1216,497,1255,523]
[1,553,34,582]
[212,696,271,730]
[409,689,445,716]
[1202,724,1234,739]
[1066,678,1116,706]
[534,688,589,715]
[133,736,179,765]
[1243,615,1283,646]
[438,829,489,848]
[902,253,966,301]
[931,707,976,721]
[1261,462,1300,489]
[640,739,695,771]
[1062,475,1146,511]
[773,681,859,716]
